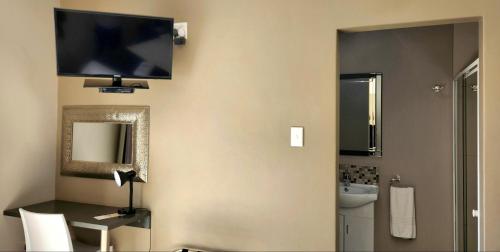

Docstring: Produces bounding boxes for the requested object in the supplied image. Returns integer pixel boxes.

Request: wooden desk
[4,200,151,251]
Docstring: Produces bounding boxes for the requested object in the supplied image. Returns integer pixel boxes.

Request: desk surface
[3,200,150,231]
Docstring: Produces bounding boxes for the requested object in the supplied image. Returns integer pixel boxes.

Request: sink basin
[339,183,379,208]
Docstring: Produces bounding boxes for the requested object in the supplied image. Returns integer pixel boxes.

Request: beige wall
[0,0,59,250]
[57,0,336,251]
[339,25,455,251]
[54,0,500,251]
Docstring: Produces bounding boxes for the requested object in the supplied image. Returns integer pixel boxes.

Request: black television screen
[54,9,173,79]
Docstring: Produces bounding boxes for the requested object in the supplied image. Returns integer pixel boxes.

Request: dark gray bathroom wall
[453,22,479,76]
[339,25,454,251]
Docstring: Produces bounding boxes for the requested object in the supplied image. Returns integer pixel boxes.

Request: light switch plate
[290,127,304,147]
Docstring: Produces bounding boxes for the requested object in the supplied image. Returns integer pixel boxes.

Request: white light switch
[290,127,304,147]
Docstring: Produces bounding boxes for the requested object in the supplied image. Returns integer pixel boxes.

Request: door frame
[336,20,483,251]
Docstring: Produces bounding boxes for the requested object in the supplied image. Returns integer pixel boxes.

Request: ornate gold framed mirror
[61,105,150,182]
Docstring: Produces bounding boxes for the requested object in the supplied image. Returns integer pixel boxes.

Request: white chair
[19,208,101,252]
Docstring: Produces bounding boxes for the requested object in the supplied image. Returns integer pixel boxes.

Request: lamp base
[118,208,136,216]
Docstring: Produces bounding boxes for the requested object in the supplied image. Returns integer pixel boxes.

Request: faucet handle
[343,170,351,180]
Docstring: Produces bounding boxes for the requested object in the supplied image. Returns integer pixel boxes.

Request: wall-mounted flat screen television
[54,8,174,80]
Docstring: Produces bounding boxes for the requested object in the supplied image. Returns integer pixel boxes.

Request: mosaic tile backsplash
[339,164,379,185]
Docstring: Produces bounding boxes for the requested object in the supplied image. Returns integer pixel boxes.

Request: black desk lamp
[113,170,136,215]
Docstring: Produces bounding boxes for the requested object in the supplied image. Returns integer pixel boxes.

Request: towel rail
[389,174,401,185]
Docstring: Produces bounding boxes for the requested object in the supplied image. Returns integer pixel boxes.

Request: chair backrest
[19,208,73,251]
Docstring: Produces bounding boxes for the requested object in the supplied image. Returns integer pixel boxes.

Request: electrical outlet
[174,22,188,39]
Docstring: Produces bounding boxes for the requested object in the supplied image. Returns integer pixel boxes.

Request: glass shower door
[454,59,479,252]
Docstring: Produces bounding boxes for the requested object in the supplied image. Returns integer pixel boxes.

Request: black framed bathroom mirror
[339,73,382,156]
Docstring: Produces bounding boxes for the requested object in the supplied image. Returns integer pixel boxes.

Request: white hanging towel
[390,186,416,239]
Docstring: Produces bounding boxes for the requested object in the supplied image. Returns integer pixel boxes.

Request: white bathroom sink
[339,183,379,208]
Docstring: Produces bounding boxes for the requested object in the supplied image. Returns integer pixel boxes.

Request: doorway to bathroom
[336,21,481,252]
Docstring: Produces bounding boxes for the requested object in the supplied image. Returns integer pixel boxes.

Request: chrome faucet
[343,171,351,187]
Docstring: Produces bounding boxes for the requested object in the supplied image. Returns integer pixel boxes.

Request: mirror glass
[340,73,382,156]
[72,122,133,164]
